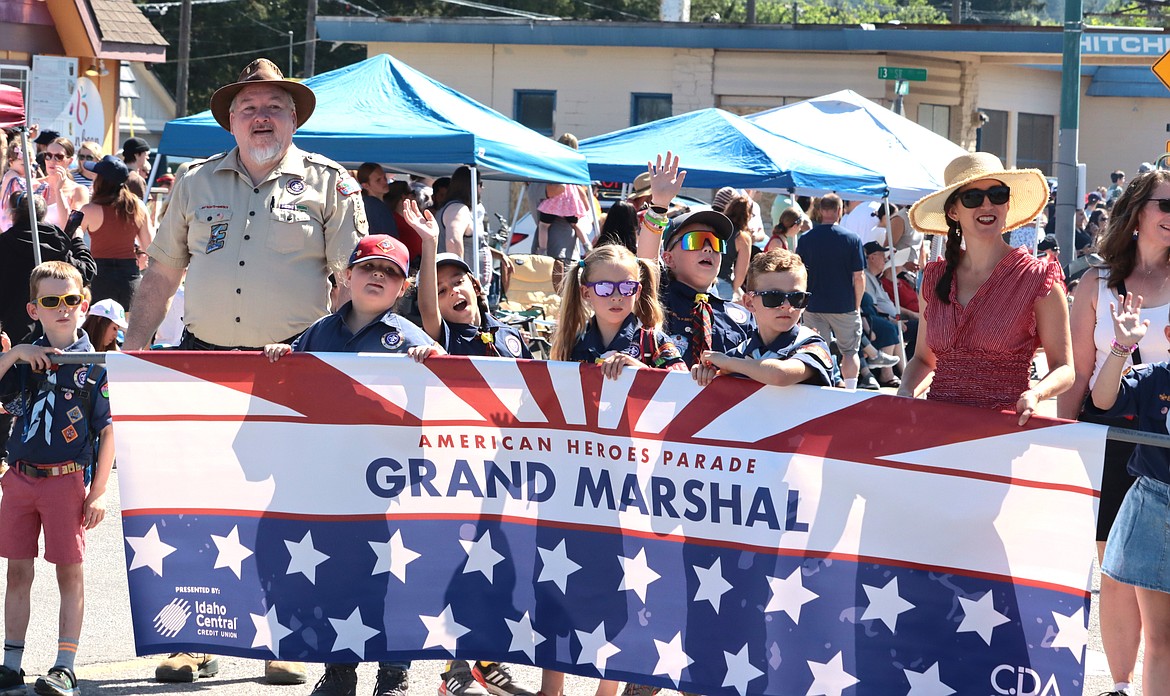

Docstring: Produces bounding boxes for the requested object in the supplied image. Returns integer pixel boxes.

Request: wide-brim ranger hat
[663,209,735,249]
[209,58,316,131]
[908,152,1049,236]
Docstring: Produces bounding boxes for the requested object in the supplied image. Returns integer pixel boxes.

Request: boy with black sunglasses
[0,261,115,696]
[691,249,834,387]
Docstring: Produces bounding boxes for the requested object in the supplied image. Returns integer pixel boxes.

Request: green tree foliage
[1084,0,1166,27]
[690,0,945,23]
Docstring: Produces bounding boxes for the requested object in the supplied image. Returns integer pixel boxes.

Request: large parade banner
[108,352,1105,696]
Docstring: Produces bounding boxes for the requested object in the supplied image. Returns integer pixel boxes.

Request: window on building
[978,109,1008,162]
[1016,112,1055,174]
[0,66,30,101]
[917,103,951,139]
[514,90,556,136]
[631,93,672,126]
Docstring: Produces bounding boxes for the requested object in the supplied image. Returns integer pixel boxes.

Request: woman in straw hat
[898,152,1073,424]
[1056,168,1170,696]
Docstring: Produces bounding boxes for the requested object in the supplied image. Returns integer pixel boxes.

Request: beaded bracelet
[1110,338,1138,358]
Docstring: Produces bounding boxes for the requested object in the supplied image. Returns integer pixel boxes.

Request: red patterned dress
[922,246,1061,411]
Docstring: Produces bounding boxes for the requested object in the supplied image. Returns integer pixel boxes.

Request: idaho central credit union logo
[154,598,192,638]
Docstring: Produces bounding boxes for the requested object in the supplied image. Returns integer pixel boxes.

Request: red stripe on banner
[120,508,1089,597]
[515,360,567,426]
[579,364,606,430]
[135,352,421,426]
[654,375,766,441]
[422,357,524,426]
[615,368,670,433]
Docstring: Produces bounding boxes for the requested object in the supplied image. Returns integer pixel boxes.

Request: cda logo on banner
[991,665,1061,696]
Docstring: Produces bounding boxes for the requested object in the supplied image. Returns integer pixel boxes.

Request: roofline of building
[315,16,1170,57]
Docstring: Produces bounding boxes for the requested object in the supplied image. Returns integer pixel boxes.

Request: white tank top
[1090,273,1170,388]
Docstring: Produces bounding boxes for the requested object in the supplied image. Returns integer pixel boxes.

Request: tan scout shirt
[149,145,367,347]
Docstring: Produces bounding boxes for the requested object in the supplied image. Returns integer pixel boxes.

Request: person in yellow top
[122,58,368,687]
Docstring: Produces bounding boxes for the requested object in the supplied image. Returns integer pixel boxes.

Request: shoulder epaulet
[184,152,227,172]
[302,151,349,174]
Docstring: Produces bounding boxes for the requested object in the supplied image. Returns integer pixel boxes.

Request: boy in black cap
[120,137,150,179]
[634,153,753,367]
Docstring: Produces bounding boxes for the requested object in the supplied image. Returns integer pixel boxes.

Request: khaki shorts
[804,311,862,356]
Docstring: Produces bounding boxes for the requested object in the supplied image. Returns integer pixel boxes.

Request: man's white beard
[243,140,285,166]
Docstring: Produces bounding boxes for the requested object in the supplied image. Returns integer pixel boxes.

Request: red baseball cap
[348,235,409,276]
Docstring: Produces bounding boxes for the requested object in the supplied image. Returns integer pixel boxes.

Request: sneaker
[439,662,485,696]
[374,664,409,696]
[0,666,25,694]
[472,663,532,696]
[33,666,75,696]
[154,653,219,682]
[856,372,881,391]
[620,685,660,696]
[310,664,357,696]
[865,352,901,368]
[265,660,307,685]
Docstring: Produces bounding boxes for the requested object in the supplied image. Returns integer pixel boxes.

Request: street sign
[878,67,927,82]
[1153,49,1170,92]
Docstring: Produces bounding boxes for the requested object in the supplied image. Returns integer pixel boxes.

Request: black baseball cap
[33,129,60,146]
[663,209,734,249]
[863,241,889,256]
[121,137,150,158]
[1038,234,1059,253]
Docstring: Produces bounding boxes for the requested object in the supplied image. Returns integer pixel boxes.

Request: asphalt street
[0,454,1144,696]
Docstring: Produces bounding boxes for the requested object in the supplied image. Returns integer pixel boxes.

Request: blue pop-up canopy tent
[746,90,967,205]
[157,54,590,184]
[577,108,888,197]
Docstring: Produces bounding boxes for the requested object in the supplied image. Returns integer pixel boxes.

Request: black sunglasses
[957,185,1011,209]
[1148,199,1170,213]
[749,290,811,309]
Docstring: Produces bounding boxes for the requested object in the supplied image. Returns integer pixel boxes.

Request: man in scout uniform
[122,58,367,686]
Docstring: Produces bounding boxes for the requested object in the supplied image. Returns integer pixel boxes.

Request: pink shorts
[0,467,86,564]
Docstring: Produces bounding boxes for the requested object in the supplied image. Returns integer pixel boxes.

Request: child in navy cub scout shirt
[264,234,442,361]
[407,200,532,359]
[0,261,115,696]
[692,248,834,387]
[549,244,686,380]
[1087,292,1170,685]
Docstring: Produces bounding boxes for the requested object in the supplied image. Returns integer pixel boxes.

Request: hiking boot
[439,662,483,696]
[619,685,659,696]
[310,664,357,696]
[33,666,75,696]
[374,664,409,696]
[0,666,25,694]
[154,653,219,682]
[472,663,531,696]
[265,660,307,685]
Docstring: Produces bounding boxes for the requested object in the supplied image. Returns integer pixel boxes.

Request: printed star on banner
[537,539,581,593]
[250,604,293,653]
[805,651,859,696]
[420,604,471,654]
[575,622,621,673]
[285,531,329,584]
[693,557,733,612]
[722,644,764,696]
[505,611,546,661]
[618,547,661,603]
[126,524,177,576]
[765,568,818,623]
[956,591,1010,646]
[652,632,694,686]
[860,577,915,633]
[903,662,956,696]
[370,530,421,583]
[460,529,505,583]
[211,525,253,579]
[1049,608,1089,663]
[329,606,379,659]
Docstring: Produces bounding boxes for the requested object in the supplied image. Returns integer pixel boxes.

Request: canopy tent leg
[19,128,40,266]
[510,183,528,253]
[470,165,480,280]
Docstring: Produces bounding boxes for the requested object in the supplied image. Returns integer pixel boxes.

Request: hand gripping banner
[107,352,1105,696]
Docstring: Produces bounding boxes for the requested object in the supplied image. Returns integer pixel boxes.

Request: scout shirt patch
[337,176,361,197]
[74,366,89,389]
[726,305,750,325]
[206,223,228,253]
[504,334,523,356]
[67,406,83,424]
[61,424,78,443]
[287,179,306,195]
[797,343,834,368]
[624,343,641,358]
[381,331,402,350]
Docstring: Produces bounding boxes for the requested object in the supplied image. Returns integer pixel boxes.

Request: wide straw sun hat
[908,152,1049,235]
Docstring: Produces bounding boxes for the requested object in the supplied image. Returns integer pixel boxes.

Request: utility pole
[951,0,961,23]
[304,0,318,77]
[746,0,756,23]
[176,0,191,116]
[1055,0,1083,268]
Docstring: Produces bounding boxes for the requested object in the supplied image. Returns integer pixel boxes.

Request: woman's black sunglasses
[748,290,811,309]
[958,185,1011,209]
[1148,198,1170,213]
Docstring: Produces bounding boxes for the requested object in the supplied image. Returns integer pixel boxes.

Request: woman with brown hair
[717,195,755,300]
[1057,168,1170,696]
[78,155,152,310]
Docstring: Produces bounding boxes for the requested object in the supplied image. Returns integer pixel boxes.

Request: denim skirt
[1102,475,1170,593]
